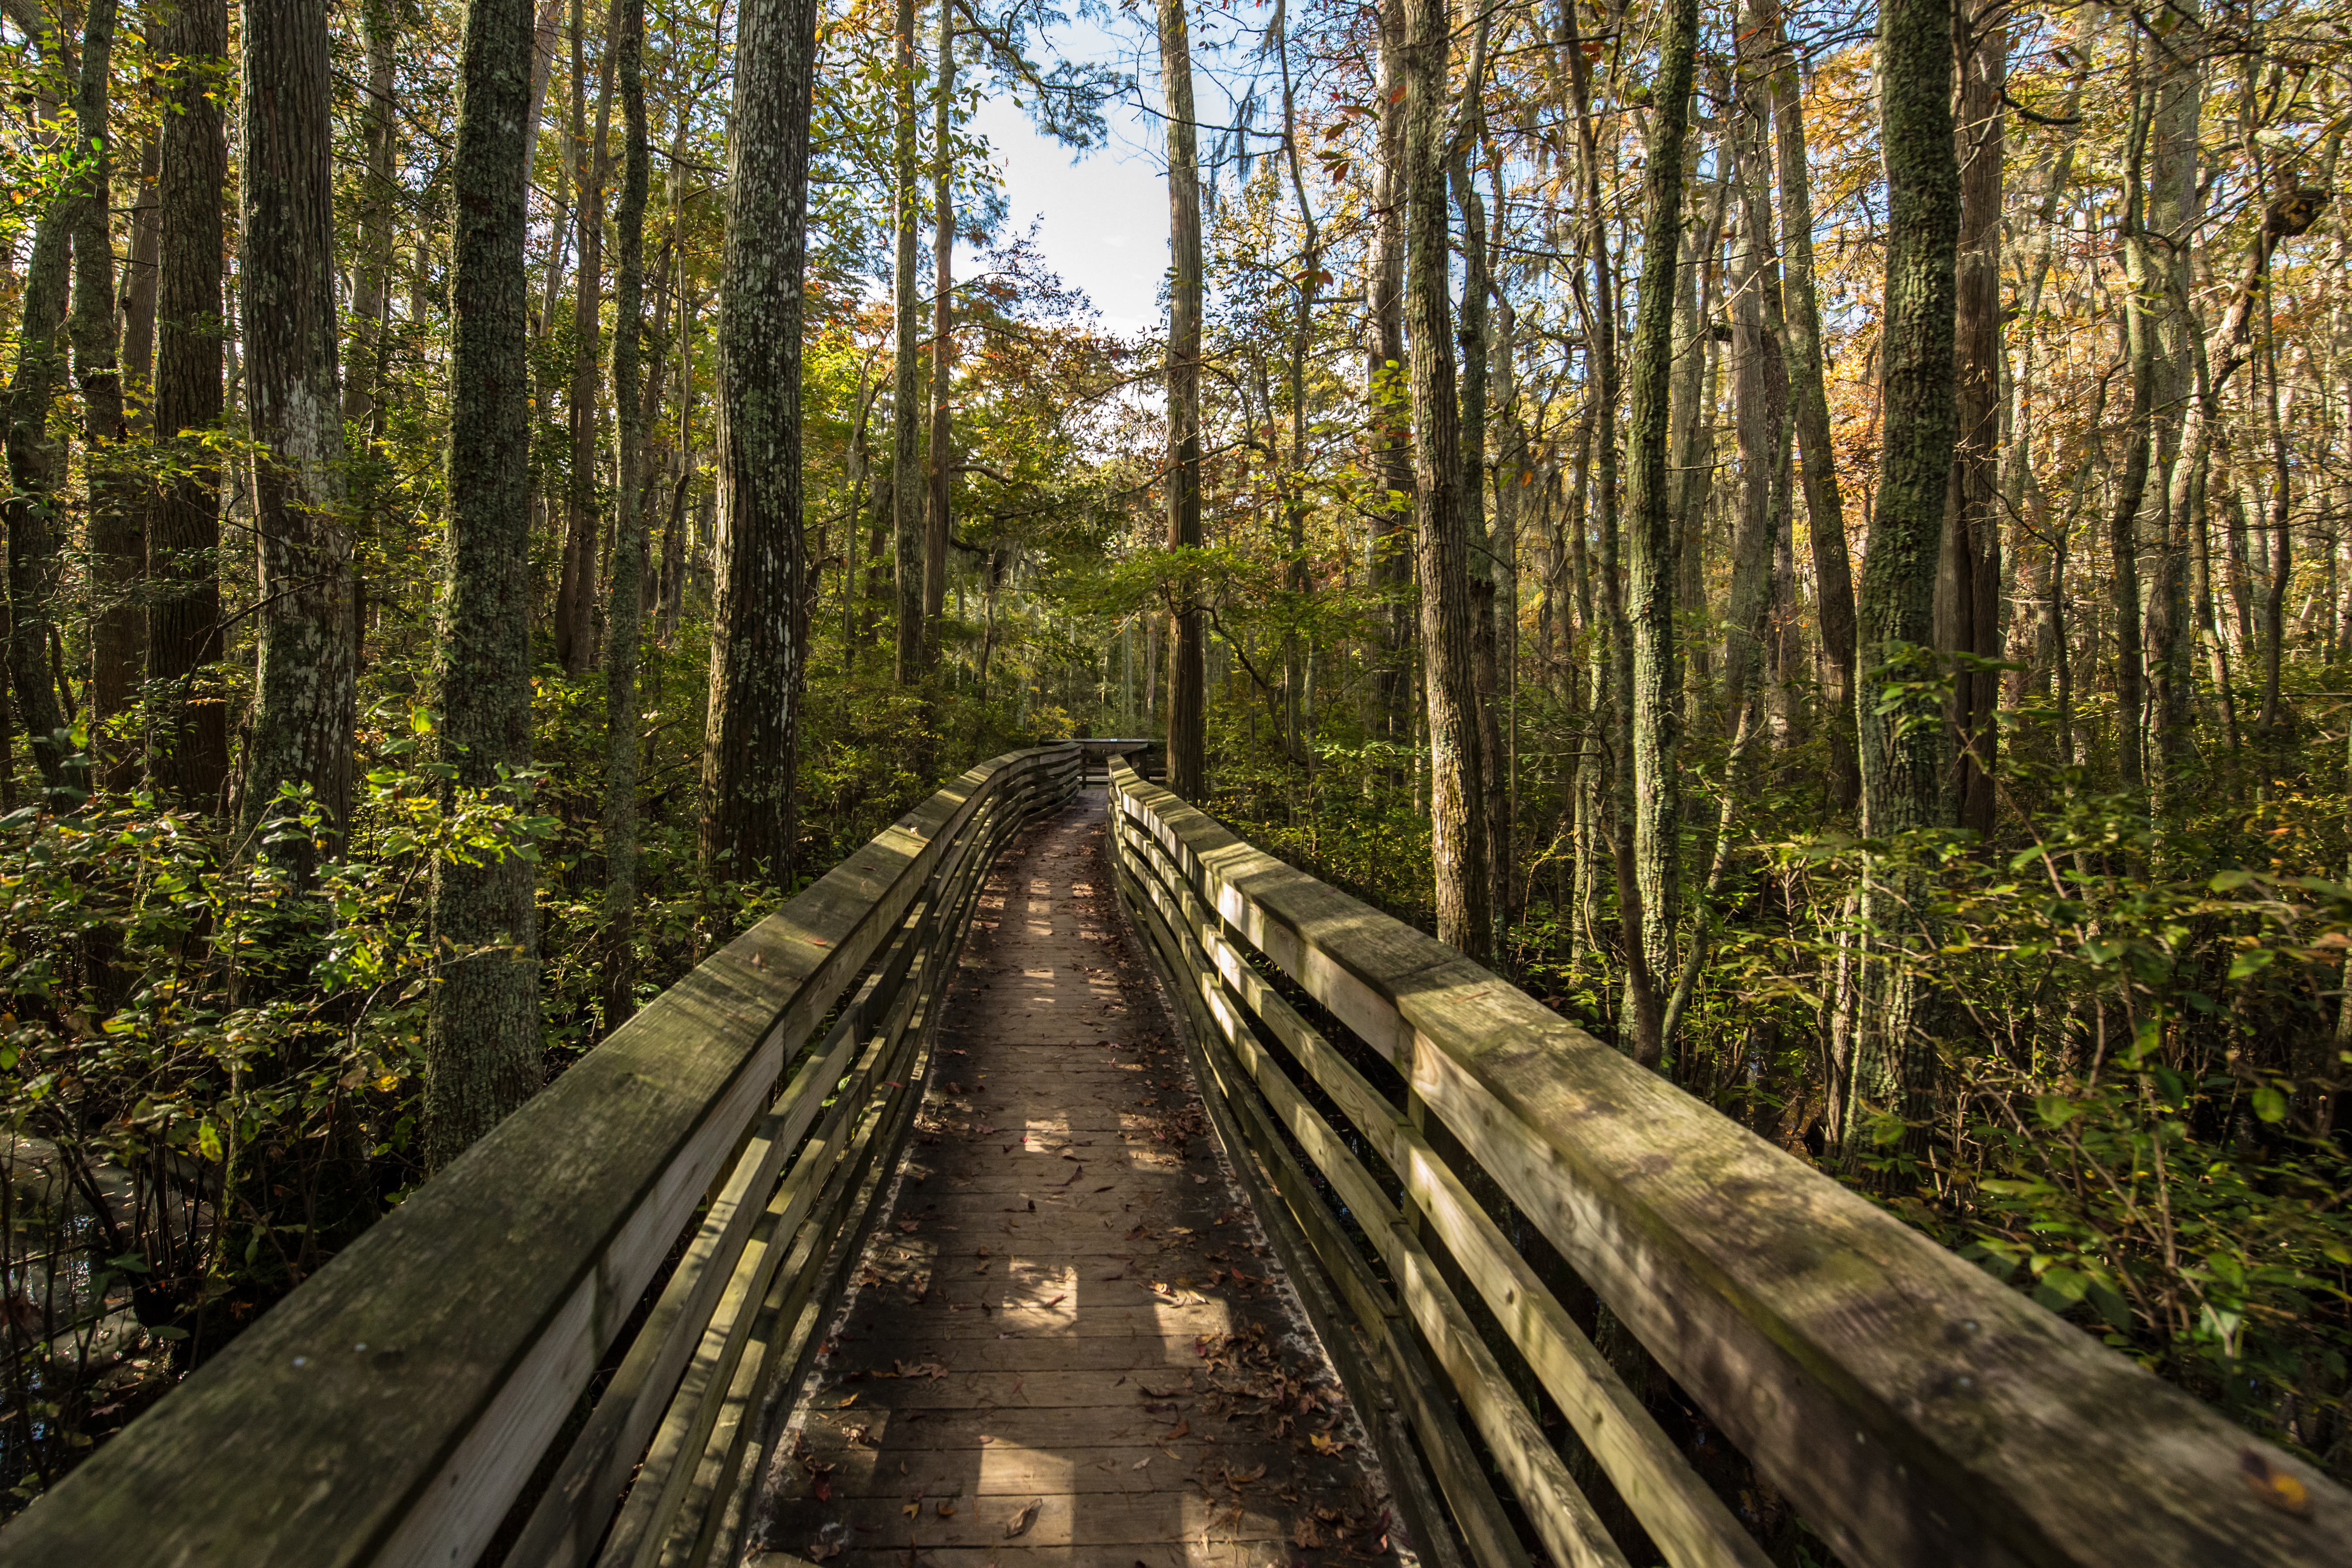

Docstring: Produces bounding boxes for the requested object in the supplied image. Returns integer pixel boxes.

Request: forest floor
[750,790,1413,1567]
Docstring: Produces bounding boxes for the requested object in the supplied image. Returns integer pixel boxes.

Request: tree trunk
[1765,0,1858,809]
[2109,61,2156,791]
[923,0,954,657]
[1622,0,1702,1062]
[1452,126,1507,954]
[600,0,649,1031]
[560,27,615,676]
[73,0,136,793]
[4,115,79,797]
[121,130,160,414]
[1402,0,1488,962]
[1847,0,1960,1161]
[699,0,817,876]
[1941,7,2003,838]
[239,0,355,859]
[890,0,923,686]
[1366,0,1413,771]
[147,0,229,811]
[1159,0,1205,801]
[343,0,398,433]
[425,0,545,1169]
[2144,2,2202,782]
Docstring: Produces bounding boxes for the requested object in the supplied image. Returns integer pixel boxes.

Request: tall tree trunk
[699,0,817,874]
[1276,0,1319,771]
[147,0,229,811]
[1159,0,1205,801]
[343,0,398,433]
[2109,58,2156,792]
[74,0,135,792]
[600,0,649,1030]
[1402,0,1489,961]
[426,0,544,1170]
[1765,0,1858,809]
[1722,40,1785,753]
[890,0,923,685]
[121,130,160,416]
[923,0,954,656]
[5,91,80,796]
[2144,0,2202,783]
[1622,0,1702,1062]
[560,27,615,676]
[1940,9,2003,837]
[1366,0,1413,771]
[239,0,355,859]
[1847,0,1960,1161]
[1452,120,1506,953]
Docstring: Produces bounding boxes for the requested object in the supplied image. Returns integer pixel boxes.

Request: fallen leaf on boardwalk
[975,1261,991,1273]
[837,1393,860,1409]
[806,1539,842,1562]
[936,1501,958,1518]
[2242,1450,2314,1515]
[1292,1517,1324,1549]
[1132,1456,1152,1470]
[1010,1376,1026,1399]
[977,1247,991,1257]
[1167,1418,1192,1439]
[1005,1499,1043,1538]
[813,1478,832,1502]
[902,1503,920,1519]
[1093,1184,1114,1192]
[1044,1293,1066,1306]
[1308,1432,1351,1456]
[897,1221,920,1234]
[1140,1383,1185,1398]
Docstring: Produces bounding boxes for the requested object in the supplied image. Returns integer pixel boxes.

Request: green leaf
[2086,1279,2134,1333]
[2228,948,2276,981]
[2251,1084,2287,1124]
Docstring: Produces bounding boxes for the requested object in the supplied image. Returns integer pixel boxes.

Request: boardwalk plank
[750,793,1408,1568]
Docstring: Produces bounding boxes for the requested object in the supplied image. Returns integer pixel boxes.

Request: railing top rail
[1104,759,2348,1568]
[1,744,1079,1568]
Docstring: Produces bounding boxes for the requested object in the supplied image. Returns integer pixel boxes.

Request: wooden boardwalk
[750,790,1412,1568]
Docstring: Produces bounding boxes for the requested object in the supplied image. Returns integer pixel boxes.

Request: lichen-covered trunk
[1160,0,1205,802]
[699,0,817,878]
[239,0,354,858]
[1402,0,1488,963]
[1848,0,1960,1162]
[343,0,398,434]
[425,0,545,1169]
[1621,0,1701,1063]
[1721,49,1785,757]
[2144,4,2202,782]
[600,0,650,1031]
[147,0,229,811]
[1452,138,1507,953]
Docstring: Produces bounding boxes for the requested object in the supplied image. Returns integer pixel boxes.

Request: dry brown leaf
[1005,1498,1044,1538]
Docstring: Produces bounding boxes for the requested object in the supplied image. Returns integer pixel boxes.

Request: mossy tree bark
[1365,0,1413,776]
[698,0,819,877]
[1847,0,1961,1162]
[923,0,954,659]
[425,0,545,1169]
[1621,0,1702,1063]
[239,0,355,862]
[72,0,136,793]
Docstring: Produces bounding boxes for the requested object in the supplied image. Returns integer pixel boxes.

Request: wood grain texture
[0,747,1074,1568]
[1103,760,2352,1568]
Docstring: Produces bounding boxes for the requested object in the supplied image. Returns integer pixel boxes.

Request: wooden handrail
[0,744,1081,1568]
[1103,756,2348,1568]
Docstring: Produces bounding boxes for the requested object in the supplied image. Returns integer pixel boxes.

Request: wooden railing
[0,744,1081,1568]
[1104,757,2348,1568]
